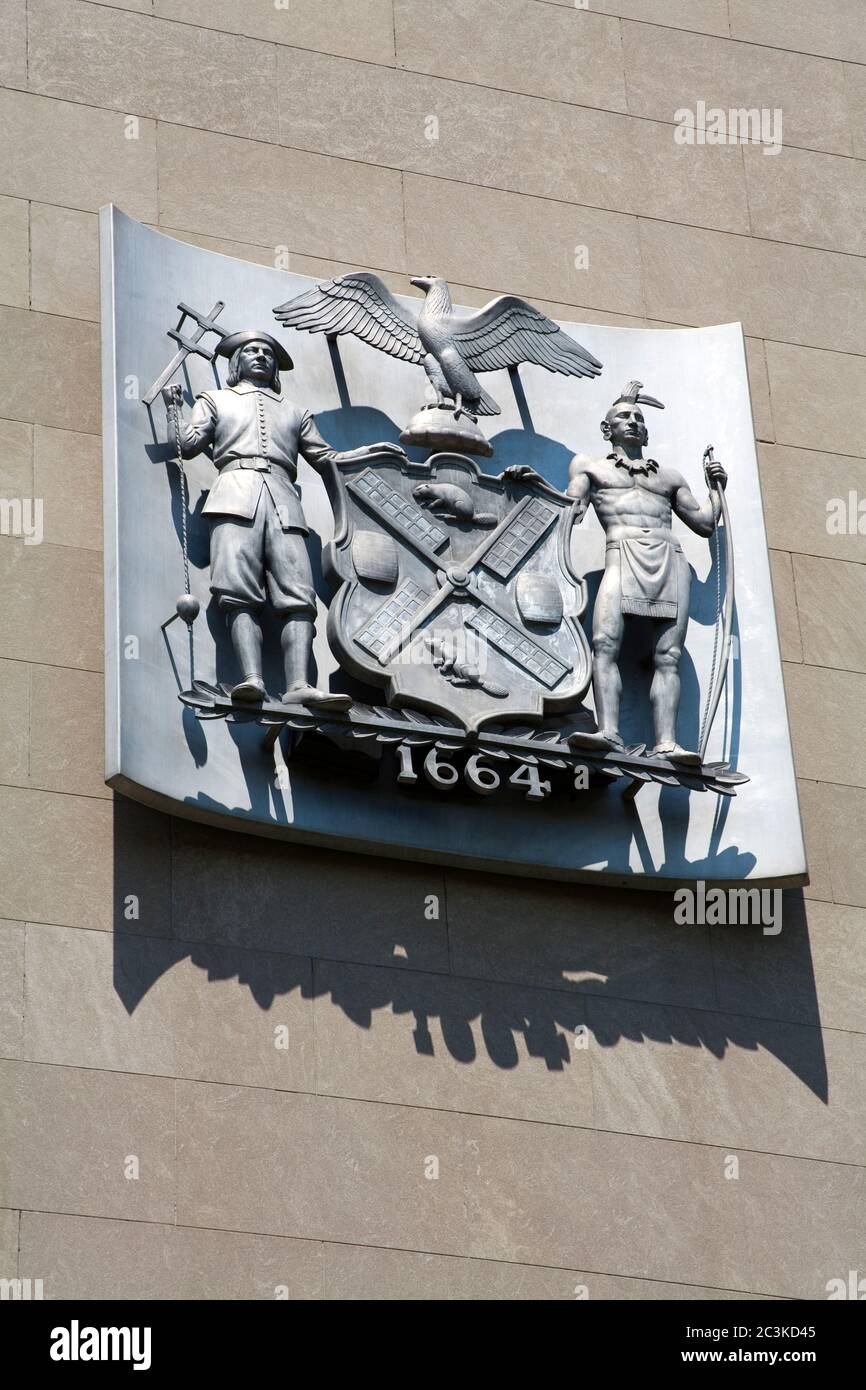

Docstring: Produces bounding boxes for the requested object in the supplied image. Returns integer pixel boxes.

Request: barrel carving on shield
[351,530,399,585]
[516,570,564,625]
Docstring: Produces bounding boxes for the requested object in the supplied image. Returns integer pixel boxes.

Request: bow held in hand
[706,458,728,490]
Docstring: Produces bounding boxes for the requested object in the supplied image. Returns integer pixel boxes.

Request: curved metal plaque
[101,207,806,889]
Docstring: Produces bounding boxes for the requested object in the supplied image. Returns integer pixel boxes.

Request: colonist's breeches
[208,493,317,617]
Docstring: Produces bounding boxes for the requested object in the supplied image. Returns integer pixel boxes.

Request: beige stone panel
[553,0,730,38]
[784,662,866,787]
[405,175,642,315]
[0,418,33,496]
[454,280,647,329]
[171,818,449,971]
[287,255,407,291]
[0,90,157,221]
[0,540,101,669]
[744,338,774,444]
[765,345,866,461]
[323,1243,773,1300]
[0,789,171,934]
[278,50,750,236]
[463,1113,866,1296]
[758,443,866,562]
[156,231,642,336]
[813,782,866,909]
[23,919,316,1091]
[744,143,866,258]
[19,1211,323,1300]
[174,222,644,333]
[843,64,866,161]
[0,0,26,88]
[394,0,628,111]
[23,923,176,1075]
[158,123,405,269]
[639,219,866,357]
[0,659,29,787]
[0,197,29,310]
[0,922,24,1060]
[34,425,102,551]
[30,205,99,323]
[159,229,645,329]
[768,550,803,663]
[792,553,866,673]
[623,23,851,156]
[155,0,396,64]
[3,1059,175,1222]
[541,302,645,329]
[176,1082,465,1250]
[29,667,106,801]
[446,870,716,1010]
[29,0,279,144]
[158,226,414,295]
[172,942,315,1092]
[795,550,861,669]
[158,227,285,271]
[0,306,99,435]
[712,897,866,1035]
[588,995,866,1164]
[730,0,866,65]
[797,779,834,904]
[314,959,593,1127]
[0,1209,19,1279]
[0,787,111,929]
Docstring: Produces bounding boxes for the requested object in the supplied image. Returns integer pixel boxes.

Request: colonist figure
[163,330,403,705]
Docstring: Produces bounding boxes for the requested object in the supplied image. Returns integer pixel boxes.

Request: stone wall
[1,0,864,1299]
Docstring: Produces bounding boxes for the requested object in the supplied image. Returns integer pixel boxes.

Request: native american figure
[508,382,729,763]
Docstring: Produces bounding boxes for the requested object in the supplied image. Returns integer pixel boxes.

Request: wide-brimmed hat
[215,330,293,371]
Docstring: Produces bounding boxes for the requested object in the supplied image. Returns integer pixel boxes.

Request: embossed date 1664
[394,742,591,801]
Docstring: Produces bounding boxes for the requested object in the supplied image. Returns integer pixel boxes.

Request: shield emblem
[323,452,591,731]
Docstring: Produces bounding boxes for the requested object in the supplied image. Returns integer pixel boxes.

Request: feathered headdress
[610,380,665,411]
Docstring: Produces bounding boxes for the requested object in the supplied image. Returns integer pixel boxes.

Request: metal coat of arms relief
[102,209,806,887]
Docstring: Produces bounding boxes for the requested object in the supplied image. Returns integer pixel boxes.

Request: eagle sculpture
[273,273,602,419]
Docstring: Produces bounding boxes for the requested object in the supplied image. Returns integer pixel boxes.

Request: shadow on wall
[111,798,827,1104]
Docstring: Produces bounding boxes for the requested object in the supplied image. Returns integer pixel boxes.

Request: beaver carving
[425,636,508,698]
[413,481,497,528]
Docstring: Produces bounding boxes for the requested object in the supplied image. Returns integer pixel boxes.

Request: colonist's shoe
[568,730,622,752]
[281,684,352,710]
[651,742,702,766]
[232,674,267,702]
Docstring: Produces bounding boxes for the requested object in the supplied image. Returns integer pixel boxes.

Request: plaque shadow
[111,800,827,1103]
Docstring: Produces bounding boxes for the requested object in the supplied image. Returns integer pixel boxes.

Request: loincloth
[605,526,682,620]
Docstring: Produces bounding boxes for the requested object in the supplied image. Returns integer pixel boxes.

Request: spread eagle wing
[450,296,602,378]
[273,272,424,365]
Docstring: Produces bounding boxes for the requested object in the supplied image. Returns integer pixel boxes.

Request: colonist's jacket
[178,380,338,534]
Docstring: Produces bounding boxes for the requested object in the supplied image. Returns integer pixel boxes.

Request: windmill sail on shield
[322,451,591,732]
